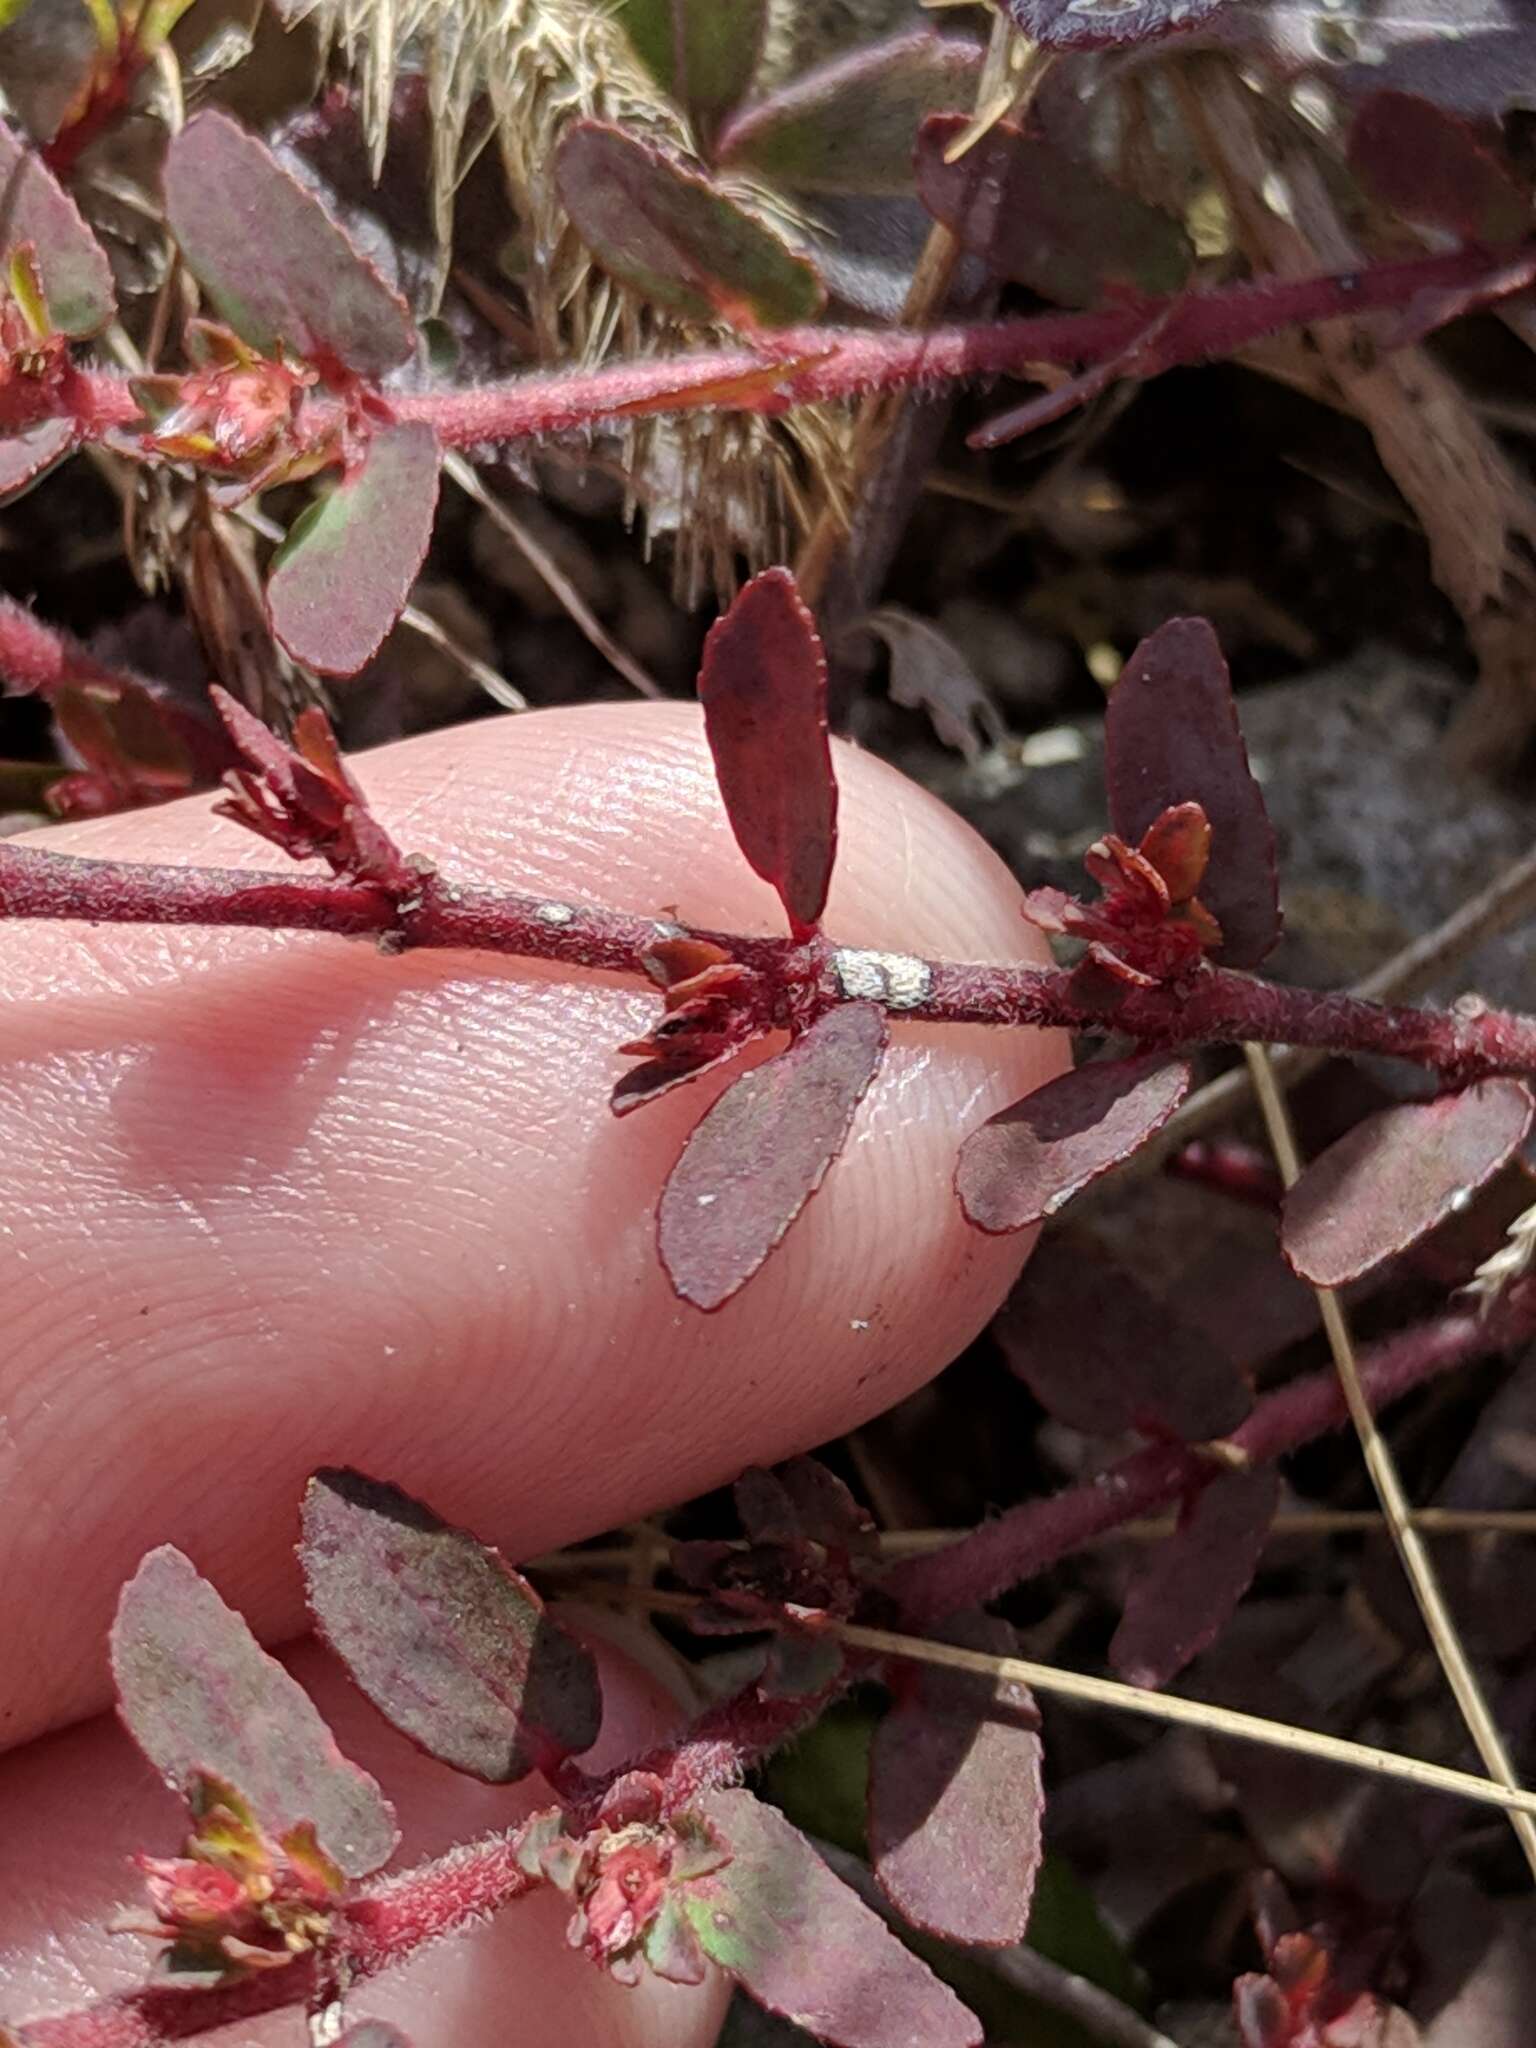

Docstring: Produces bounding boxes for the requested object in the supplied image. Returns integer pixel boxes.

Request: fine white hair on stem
[288,0,854,601]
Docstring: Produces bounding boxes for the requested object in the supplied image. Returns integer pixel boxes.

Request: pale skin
[0,700,1063,2045]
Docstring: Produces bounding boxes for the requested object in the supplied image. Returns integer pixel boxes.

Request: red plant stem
[394,244,1536,442]
[0,596,146,696]
[7,245,1533,452]
[4,842,1536,1087]
[887,1283,1536,1626]
[18,1290,1530,2048]
[15,1843,539,2048]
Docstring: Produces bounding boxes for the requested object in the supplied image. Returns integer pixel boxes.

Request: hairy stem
[887,1283,1536,1624]
[4,842,1536,1086]
[18,1288,1530,2048]
[9,246,1533,453]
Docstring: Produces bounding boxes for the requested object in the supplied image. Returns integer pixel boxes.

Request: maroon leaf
[0,119,114,335]
[553,120,826,331]
[957,1053,1192,1234]
[659,1002,887,1311]
[698,567,837,939]
[688,1788,982,2048]
[266,420,440,675]
[1104,617,1281,969]
[1348,90,1529,243]
[915,114,1192,306]
[868,1613,1043,1947]
[1111,1466,1280,1688]
[994,1233,1251,1442]
[716,31,984,197]
[162,108,416,377]
[1002,0,1232,49]
[111,1546,398,1878]
[300,1468,602,1784]
[0,417,74,502]
[1282,1081,1536,1289]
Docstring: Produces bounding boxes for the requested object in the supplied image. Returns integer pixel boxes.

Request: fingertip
[0,702,1062,1744]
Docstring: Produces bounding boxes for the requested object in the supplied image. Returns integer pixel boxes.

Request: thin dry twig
[444,452,664,701]
[590,1583,1536,1821]
[1244,1042,1536,1880]
[527,1506,1536,1574]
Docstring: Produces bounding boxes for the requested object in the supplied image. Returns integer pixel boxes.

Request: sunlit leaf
[1282,1081,1536,1288]
[957,1054,1193,1234]
[163,108,416,376]
[717,31,984,197]
[698,566,837,938]
[869,1612,1043,1947]
[266,420,440,676]
[689,1788,982,2047]
[1104,617,1280,969]
[301,1469,602,1783]
[616,0,767,141]
[1211,1,1536,121]
[1003,0,1233,49]
[915,113,1192,306]
[994,1233,1251,1442]
[659,1003,887,1311]
[554,119,826,331]
[111,1546,398,1878]
[1111,1466,1279,1688]
[1348,89,1529,242]
[0,119,114,335]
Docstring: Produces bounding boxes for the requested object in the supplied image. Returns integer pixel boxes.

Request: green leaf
[163,108,416,376]
[266,420,440,675]
[616,0,767,143]
[717,30,984,196]
[554,119,825,331]
[0,119,115,334]
[915,112,1193,306]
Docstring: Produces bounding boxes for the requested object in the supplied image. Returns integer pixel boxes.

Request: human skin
[0,699,1063,2043]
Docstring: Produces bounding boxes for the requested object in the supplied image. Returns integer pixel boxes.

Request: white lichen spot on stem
[833,948,932,1010]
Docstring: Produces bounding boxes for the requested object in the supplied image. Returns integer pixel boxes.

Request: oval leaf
[1104,617,1280,968]
[869,1613,1043,1947]
[688,1788,982,2048]
[111,1546,398,1878]
[995,1232,1251,1442]
[958,1053,1192,1234]
[300,1469,602,1783]
[0,119,114,335]
[1348,89,1530,243]
[163,108,416,376]
[699,566,837,938]
[1003,0,1232,50]
[266,420,440,675]
[659,1002,887,1311]
[553,119,826,331]
[915,113,1192,306]
[717,31,984,197]
[616,0,767,141]
[1111,1466,1280,1689]
[1282,1080,1536,1289]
